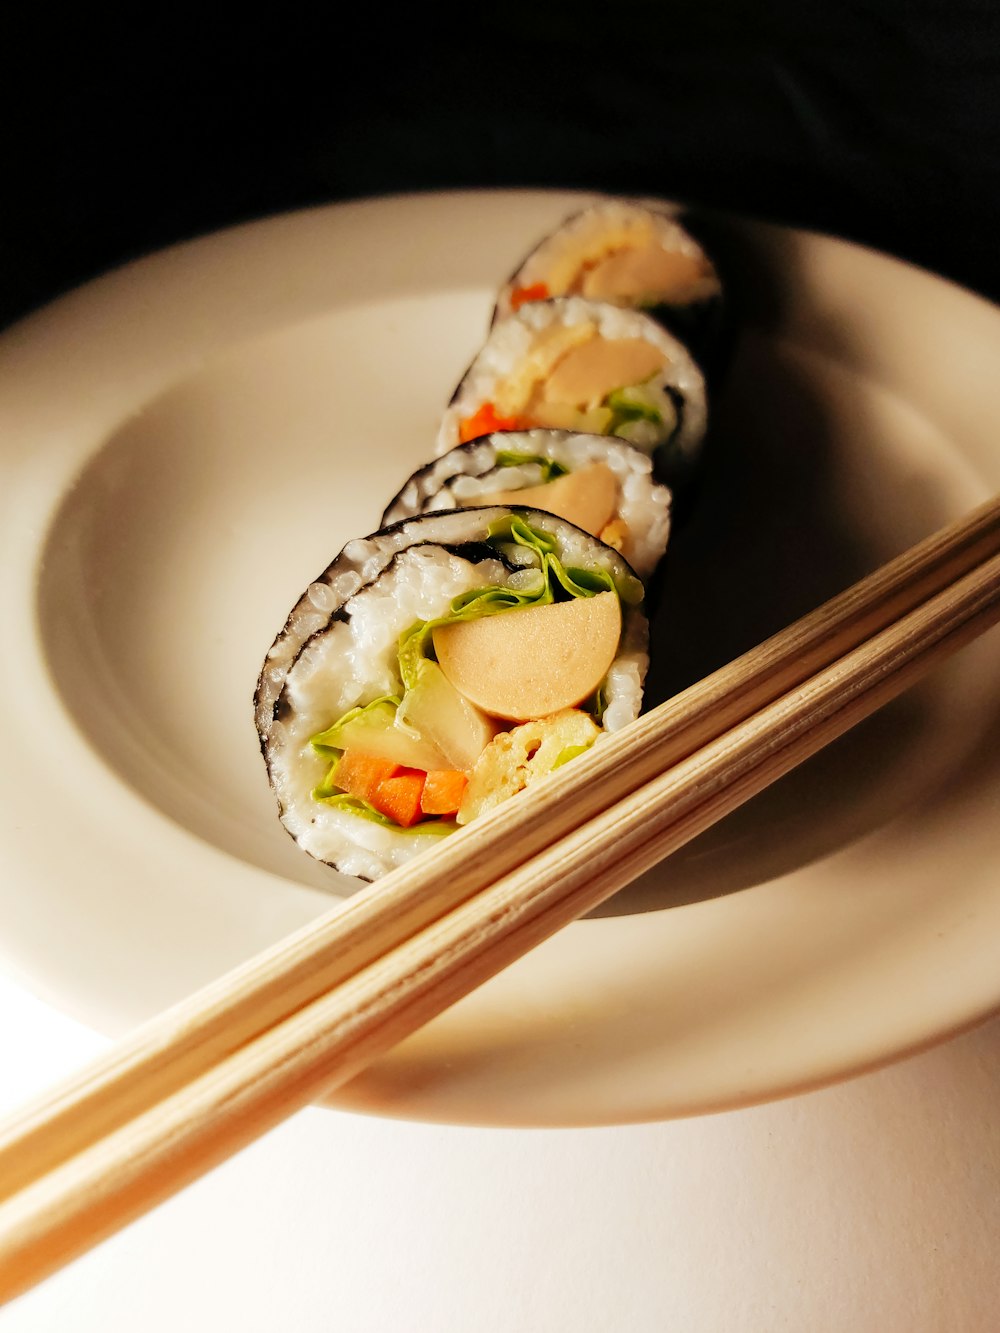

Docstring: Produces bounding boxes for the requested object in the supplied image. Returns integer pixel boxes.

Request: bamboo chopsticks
[2,494,1000,1302]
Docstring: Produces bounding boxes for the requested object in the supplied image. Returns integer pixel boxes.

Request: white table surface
[2,968,999,1332]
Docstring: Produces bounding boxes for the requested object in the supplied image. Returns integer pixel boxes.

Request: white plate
[2,190,999,1126]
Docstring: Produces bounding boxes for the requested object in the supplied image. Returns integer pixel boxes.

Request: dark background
[4,5,999,330]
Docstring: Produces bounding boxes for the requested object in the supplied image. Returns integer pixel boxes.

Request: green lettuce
[310,695,401,760]
[604,384,663,434]
[492,450,569,483]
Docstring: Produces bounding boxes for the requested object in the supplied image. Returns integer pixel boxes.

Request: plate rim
[2,188,1000,1126]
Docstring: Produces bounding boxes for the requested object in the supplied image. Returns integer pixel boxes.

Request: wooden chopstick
[1,498,999,1300]
[5,492,1000,1199]
[3,492,999,1205]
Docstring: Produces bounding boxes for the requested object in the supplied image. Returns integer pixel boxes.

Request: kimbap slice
[438,297,707,486]
[256,507,648,881]
[382,429,671,580]
[494,197,727,373]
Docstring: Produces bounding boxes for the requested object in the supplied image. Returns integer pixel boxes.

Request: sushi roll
[494,198,727,373]
[256,507,647,881]
[382,429,672,580]
[438,297,707,486]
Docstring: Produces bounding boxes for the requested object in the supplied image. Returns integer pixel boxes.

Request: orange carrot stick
[458,402,530,444]
[370,770,427,827]
[510,281,549,311]
[333,752,401,805]
[420,770,468,816]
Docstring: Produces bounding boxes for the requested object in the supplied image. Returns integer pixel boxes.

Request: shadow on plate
[590,332,994,917]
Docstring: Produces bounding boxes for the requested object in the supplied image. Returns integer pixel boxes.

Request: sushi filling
[263,506,648,878]
[503,204,721,314]
[458,320,680,453]
[308,515,640,831]
[440,298,707,469]
[474,457,625,553]
[381,430,672,580]
[512,236,717,310]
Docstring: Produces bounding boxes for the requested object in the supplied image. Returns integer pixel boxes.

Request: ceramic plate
[2,190,999,1126]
